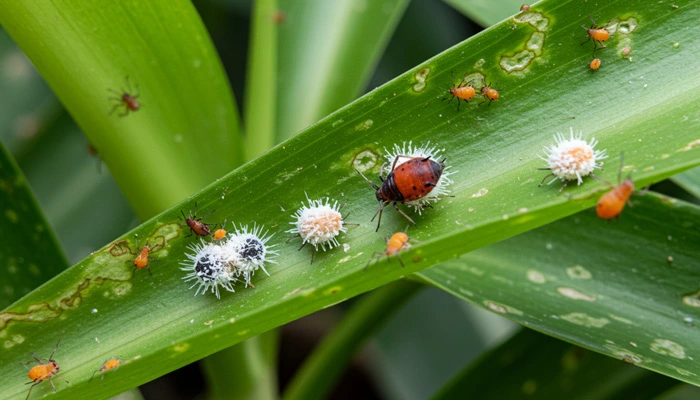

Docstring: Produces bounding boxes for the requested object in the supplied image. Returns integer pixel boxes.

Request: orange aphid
[480,80,499,105]
[444,72,476,111]
[21,340,68,400]
[581,16,610,53]
[108,76,140,117]
[134,245,151,269]
[596,153,635,219]
[130,237,156,275]
[90,357,121,381]
[366,232,411,269]
[213,228,227,240]
[520,4,530,11]
[590,58,601,70]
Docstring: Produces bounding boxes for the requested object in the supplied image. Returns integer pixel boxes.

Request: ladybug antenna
[355,169,380,190]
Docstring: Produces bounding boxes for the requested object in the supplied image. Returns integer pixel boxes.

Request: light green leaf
[244,0,279,160]
[420,192,700,384]
[434,328,681,399]
[444,0,526,27]
[0,140,67,308]
[0,0,243,219]
[276,0,409,140]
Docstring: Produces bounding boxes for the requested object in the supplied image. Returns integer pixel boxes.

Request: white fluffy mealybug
[287,196,351,263]
[383,141,454,213]
[224,223,277,287]
[538,127,608,191]
[181,240,235,298]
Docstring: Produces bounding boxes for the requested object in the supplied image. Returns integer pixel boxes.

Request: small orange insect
[212,219,227,240]
[357,156,445,231]
[596,153,635,219]
[108,76,140,117]
[443,72,476,111]
[128,237,158,275]
[21,340,69,400]
[480,80,500,105]
[520,4,530,11]
[89,357,121,381]
[581,15,611,54]
[180,202,215,237]
[590,58,601,70]
[366,231,411,269]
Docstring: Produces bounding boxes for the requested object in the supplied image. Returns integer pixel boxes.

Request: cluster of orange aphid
[20,340,121,400]
[580,15,621,71]
[443,72,500,111]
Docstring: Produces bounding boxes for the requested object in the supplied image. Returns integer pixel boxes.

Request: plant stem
[282,280,423,400]
[202,330,280,400]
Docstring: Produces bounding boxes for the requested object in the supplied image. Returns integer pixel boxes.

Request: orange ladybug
[357,156,445,231]
[90,357,121,381]
[21,340,68,400]
[581,16,610,53]
[596,153,635,219]
[108,76,140,117]
[444,72,476,111]
[180,202,215,237]
[366,231,411,269]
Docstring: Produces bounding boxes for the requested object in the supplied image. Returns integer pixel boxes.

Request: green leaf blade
[0,0,244,219]
[420,193,700,385]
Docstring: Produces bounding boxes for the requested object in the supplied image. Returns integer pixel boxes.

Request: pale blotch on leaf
[484,300,524,316]
[324,286,342,296]
[355,119,373,131]
[412,67,430,92]
[560,312,609,328]
[352,149,379,173]
[604,343,644,364]
[173,343,189,353]
[557,287,596,302]
[650,339,686,359]
[471,188,489,198]
[566,265,592,280]
[3,334,24,348]
[527,269,546,284]
[681,289,700,307]
[682,139,700,151]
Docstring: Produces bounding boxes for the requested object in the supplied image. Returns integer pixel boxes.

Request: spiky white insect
[538,128,608,190]
[382,141,454,213]
[180,240,235,298]
[224,223,277,287]
[287,196,349,262]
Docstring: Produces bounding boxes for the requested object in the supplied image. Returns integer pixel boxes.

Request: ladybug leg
[392,203,417,227]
